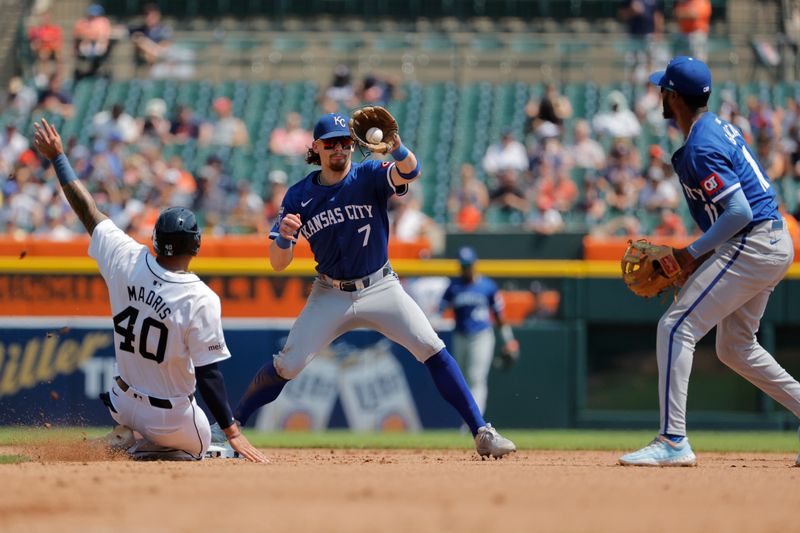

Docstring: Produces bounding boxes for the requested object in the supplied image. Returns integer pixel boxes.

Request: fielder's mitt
[349,106,399,154]
[621,239,683,299]
[493,341,520,370]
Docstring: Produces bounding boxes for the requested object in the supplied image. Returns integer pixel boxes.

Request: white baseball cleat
[619,435,697,467]
[90,425,136,453]
[475,423,516,459]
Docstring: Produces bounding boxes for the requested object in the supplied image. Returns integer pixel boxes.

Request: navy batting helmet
[152,207,201,257]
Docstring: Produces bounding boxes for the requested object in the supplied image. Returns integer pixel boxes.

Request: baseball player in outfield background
[233,112,516,458]
[440,246,519,415]
[619,57,800,466]
[32,119,266,463]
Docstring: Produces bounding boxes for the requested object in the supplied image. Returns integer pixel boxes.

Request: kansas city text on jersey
[300,204,374,240]
[127,285,172,320]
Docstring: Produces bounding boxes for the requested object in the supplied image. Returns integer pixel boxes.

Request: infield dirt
[1,447,798,533]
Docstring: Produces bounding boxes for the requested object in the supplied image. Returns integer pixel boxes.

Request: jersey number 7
[113,305,169,364]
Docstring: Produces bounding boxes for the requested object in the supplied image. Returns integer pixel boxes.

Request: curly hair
[305,148,321,166]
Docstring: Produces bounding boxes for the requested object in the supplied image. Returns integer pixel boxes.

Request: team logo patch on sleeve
[700,173,724,195]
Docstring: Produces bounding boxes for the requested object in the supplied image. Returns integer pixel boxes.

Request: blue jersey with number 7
[670,112,779,232]
[270,159,407,280]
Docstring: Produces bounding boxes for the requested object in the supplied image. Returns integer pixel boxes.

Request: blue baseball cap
[313,113,351,140]
[648,56,712,96]
[86,4,105,16]
[457,246,478,266]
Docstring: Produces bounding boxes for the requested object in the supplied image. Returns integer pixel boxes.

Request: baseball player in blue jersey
[440,247,519,415]
[619,57,800,466]
[233,112,515,458]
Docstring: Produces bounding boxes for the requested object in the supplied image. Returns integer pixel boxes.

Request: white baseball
[366,127,383,144]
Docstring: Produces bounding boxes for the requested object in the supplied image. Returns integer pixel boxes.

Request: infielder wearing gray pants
[274,270,445,380]
[621,56,800,466]
[659,220,799,437]
[452,329,495,414]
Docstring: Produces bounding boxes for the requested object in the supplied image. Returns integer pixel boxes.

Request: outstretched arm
[32,118,108,235]
[195,363,268,463]
[388,133,422,187]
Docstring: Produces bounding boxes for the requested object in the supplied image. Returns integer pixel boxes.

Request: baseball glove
[493,340,520,370]
[621,239,683,299]
[349,106,399,154]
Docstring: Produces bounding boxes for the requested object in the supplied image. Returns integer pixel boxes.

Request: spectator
[652,208,688,237]
[199,97,249,147]
[164,156,197,207]
[92,103,139,143]
[35,74,73,118]
[635,82,666,133]
[0,121,29,175]
[747,96,775,140]
[755,130,788,180]
[390,192,445,254]
[27,8,63,79]
[674,0,712,62]
[73,4,113,80]
[265,170,288,229]
[323,64,356,110]
[593,90,642,139]
[193,155,233,219]
[139,98,171,143]
[618,0,666,83]
[488,168,529,217]
[639,145,679,211]
[568,119,606,170]
[600,141,642,214]
[225,180,264,234]
[482,128,528,177]
[529,124,570,177]
[6,77,38,116]
[129,3,172,77]
[448,163,489,231]
[534,163,579,214]
[524,83,573,137]
[169,105,200,143]
[358,74,397,106]
[269,112,313,158]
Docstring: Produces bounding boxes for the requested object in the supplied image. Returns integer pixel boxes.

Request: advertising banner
[0,319,458,430]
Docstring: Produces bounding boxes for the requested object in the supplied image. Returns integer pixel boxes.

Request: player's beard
[328,154,349,172]
[662,97,675,120]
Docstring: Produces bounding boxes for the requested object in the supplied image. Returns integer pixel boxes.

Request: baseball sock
[425,348,485,436]
[234,361,289,426]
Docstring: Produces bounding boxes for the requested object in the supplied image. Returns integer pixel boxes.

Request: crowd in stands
[2,0,799,247]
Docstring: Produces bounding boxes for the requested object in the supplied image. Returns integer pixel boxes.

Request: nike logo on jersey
[770,238,781,245]
[301,198,313,207]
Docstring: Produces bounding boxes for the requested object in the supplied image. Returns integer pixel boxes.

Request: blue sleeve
[687,187,753,257]
[692,142,742,205]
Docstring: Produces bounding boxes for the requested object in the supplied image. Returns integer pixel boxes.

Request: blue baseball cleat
[618,435,697,467]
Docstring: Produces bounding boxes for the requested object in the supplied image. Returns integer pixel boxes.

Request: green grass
[0,455,30,464]
[0,427,796,454]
